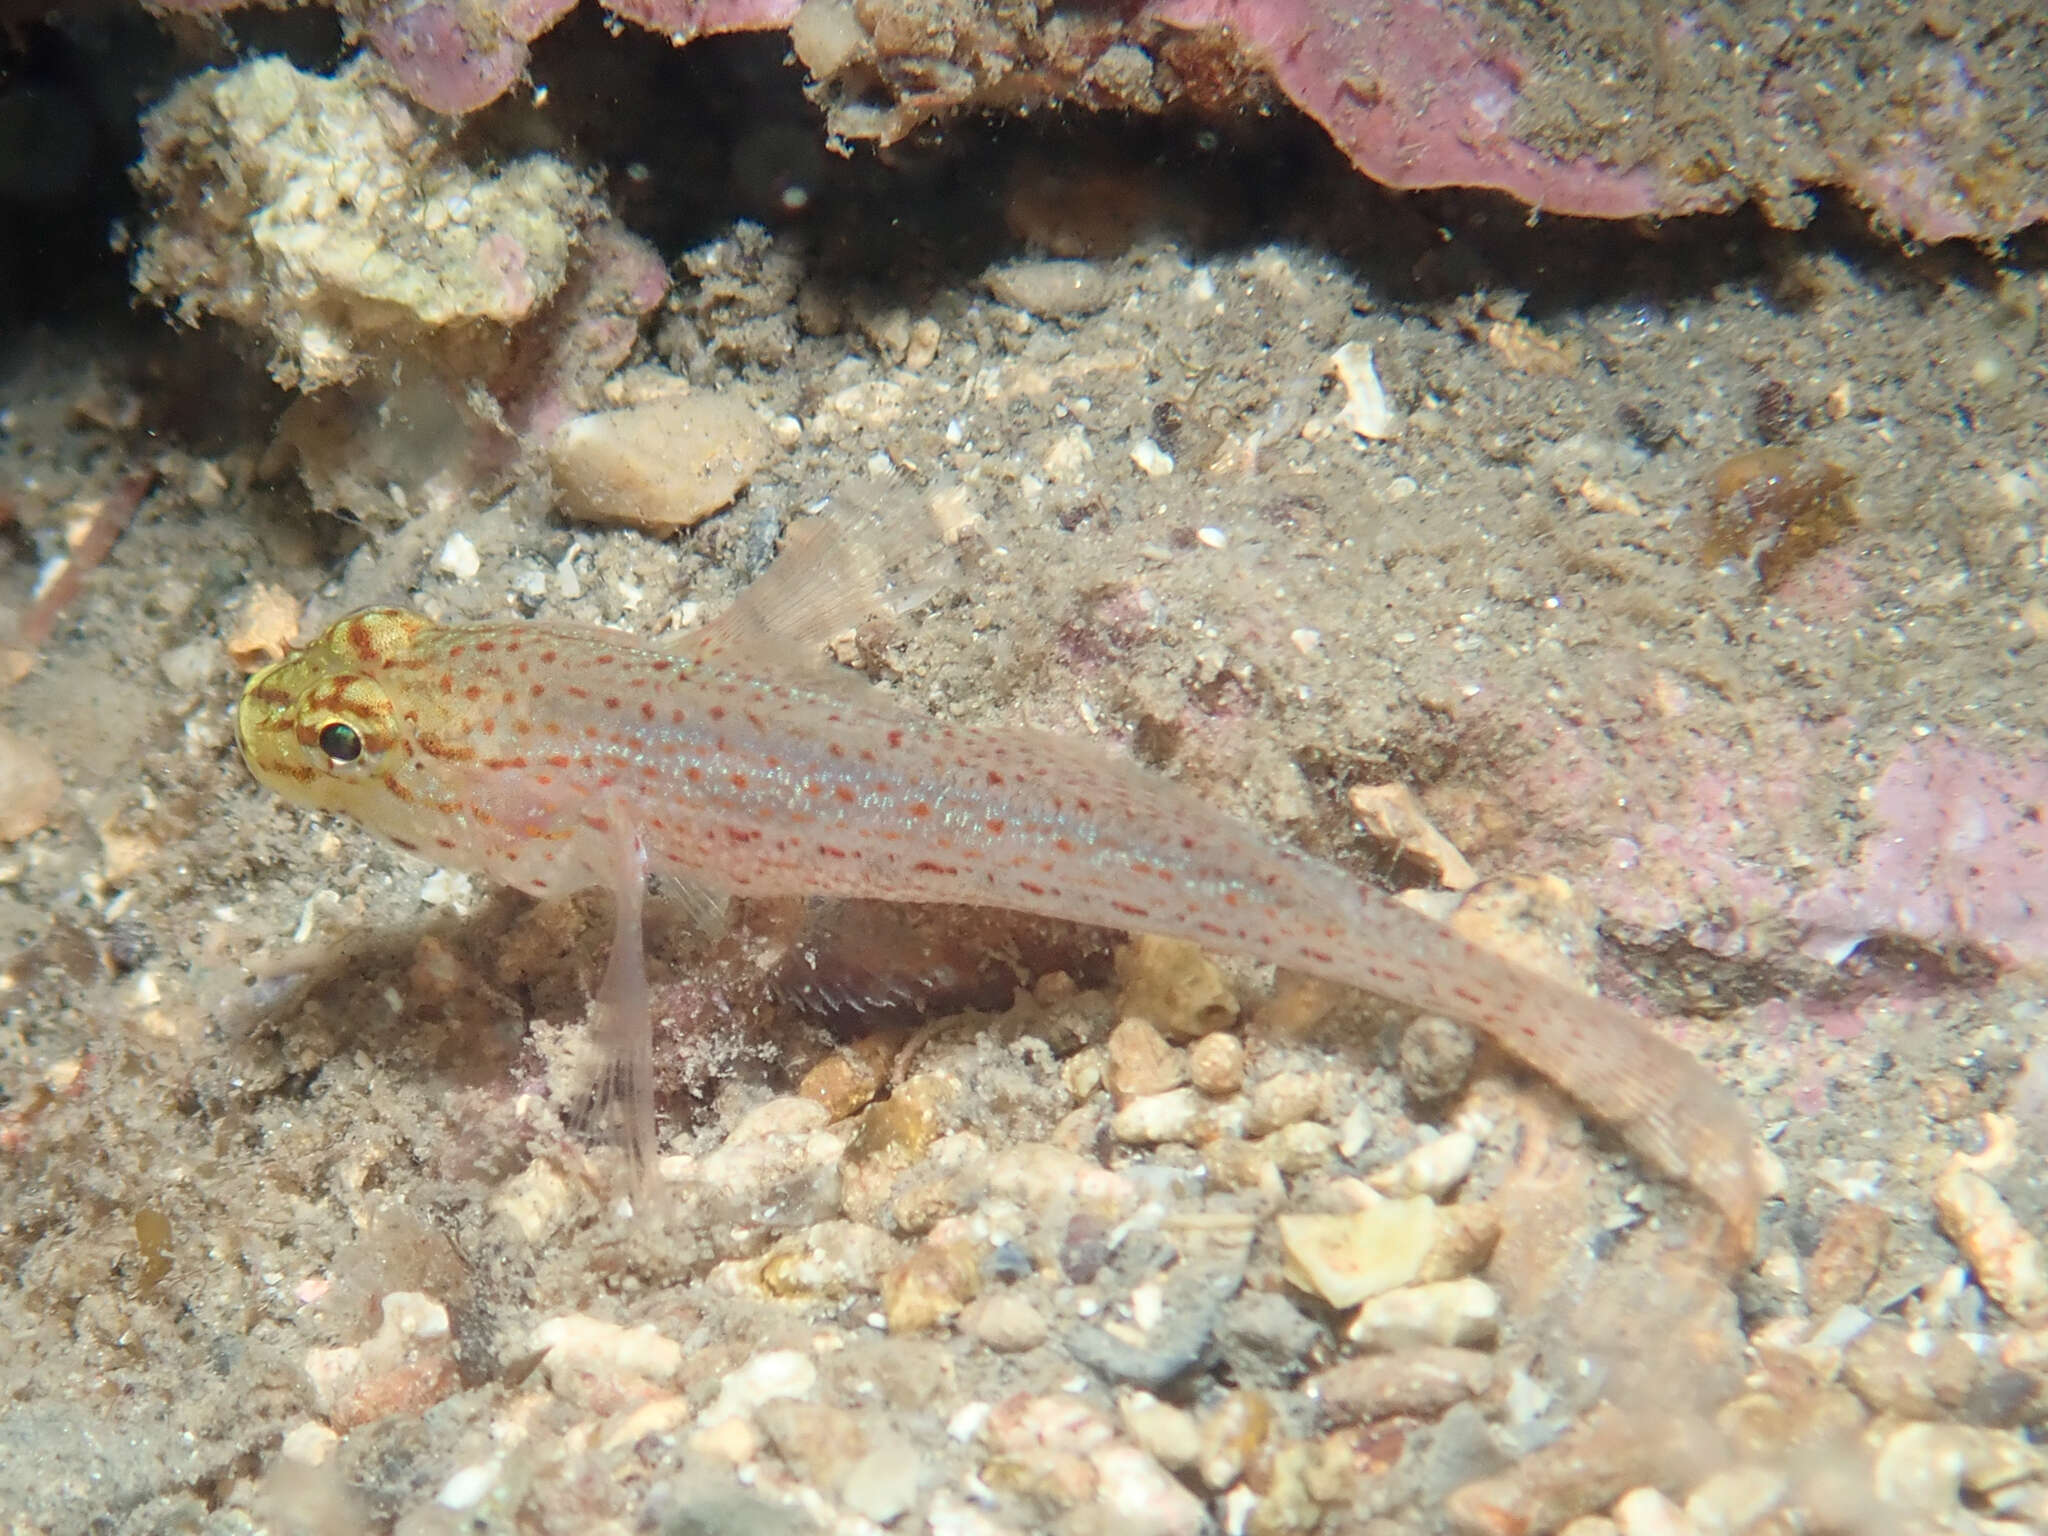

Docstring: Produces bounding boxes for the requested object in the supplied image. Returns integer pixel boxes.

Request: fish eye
[318,721,363,763]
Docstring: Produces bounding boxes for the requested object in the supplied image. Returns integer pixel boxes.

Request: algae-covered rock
[133,56,597,393]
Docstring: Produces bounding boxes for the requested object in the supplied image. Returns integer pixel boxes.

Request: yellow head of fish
[235,608,435,816]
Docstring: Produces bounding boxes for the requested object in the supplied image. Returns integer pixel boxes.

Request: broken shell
[1348,783,1477,891]
[225,582,302,672]
[1278,1197,1438,1308]
[1933,1165,2048,1325]
[1328,342,1401,441]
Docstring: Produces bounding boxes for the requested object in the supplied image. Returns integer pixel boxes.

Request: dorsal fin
[681,479,953,667]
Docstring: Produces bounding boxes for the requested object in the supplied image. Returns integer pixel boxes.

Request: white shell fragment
[1278,1197,1437,1308]
[434,531,480,581]
[1329,341,1402,441]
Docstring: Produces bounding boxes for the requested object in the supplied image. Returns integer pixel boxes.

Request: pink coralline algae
[1150,0,1664,219]
[1792,734,2048,971]
[137,0,2048,243]
[1459,682,1821,959]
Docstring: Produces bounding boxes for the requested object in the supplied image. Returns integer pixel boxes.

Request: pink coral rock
[1793,734,2048,970]
[1152,0,1664,219]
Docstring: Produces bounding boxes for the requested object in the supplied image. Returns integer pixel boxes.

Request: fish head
[236,608,435,819]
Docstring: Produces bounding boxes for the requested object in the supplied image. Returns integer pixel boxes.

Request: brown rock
[757,1397,868,1491]
[1445,1403,1692,1536]
[1841,1321,1980,1419]
[798,1032,902,1120]
[1397,1015,1478,1103]
[963,1293,1050,1353]
[882,1230,981,1332]
[0,730,62,843]
[1419,1202,1502,1282]
[1311,1346,1495,1424]
[1114,934,1239,1041]
[846,1074,954,1166]
[1804,1201,1890,1317]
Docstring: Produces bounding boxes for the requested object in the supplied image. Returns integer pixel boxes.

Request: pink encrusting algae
[235,512,1761,1258]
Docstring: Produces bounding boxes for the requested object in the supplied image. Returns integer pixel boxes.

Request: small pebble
[1196,1390,1271,1492]
[1370,1129,1478,1199]
[279,1422,339,1468]
[1840,1321,1978,1418]
[1112,1087,1218,1146]
[1398,1016,1478,1102]
[1612,1487,1697,1536]
[1262,1120,1338,1175]
[1245,1071,1327,1136]
[1130,437,1175,477]
[984,258,1114,316]
[526,1312,682,1414]
[882,1231,981,1332]
[1189,1032,1245,1097]
[1345,1276,1500,1351]
[842,1443,924,1524]
[304,1291,458,1431]
[1091,1442,1208,1536]
[435,1460,499,1512]
[1682,1465,1786,1536]
[1119,1391,1201,1471]
[965,1293,1050,1353]
[1203,1137,1283,1199]
[547,391,769,532]
[488,1156,582,1245]
[1804,1200,1890,1316]
[700,1348,818,1424]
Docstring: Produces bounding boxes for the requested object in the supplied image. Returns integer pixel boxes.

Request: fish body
[238,599,1761,1257]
